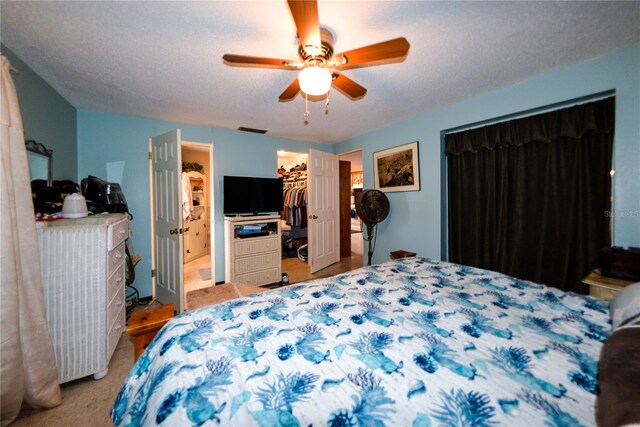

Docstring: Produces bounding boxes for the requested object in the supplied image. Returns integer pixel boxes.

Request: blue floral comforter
[112,258,610,426]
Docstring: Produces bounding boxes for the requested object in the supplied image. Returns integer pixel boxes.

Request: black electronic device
[237,231,270,239]
[81,175,129,214]
[223,175,283,215]
[600,247,640,281]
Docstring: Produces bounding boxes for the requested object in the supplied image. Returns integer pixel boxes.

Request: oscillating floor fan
[355,189,390,266]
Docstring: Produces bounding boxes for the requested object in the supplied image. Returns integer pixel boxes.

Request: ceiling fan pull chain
[325,90,330,115]
[304,93,310,125]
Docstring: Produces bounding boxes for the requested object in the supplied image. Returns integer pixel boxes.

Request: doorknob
[170,228,178,235]
[308,214,318,219]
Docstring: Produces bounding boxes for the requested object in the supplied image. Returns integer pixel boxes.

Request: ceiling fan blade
[279,78,300,102]
[333,37,410,70]
[223,54,297,70]
[287,0,321,49]
[331,72,367,100]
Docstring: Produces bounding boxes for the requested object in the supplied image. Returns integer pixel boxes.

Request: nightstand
[582,269,636,301]
[127,304,175,361]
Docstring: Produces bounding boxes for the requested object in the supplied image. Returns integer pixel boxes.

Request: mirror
[26,140,53,187]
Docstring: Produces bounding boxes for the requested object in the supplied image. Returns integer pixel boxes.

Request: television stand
[224,215,282,286]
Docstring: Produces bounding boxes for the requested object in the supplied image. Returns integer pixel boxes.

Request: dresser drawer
[107,283,125,328]
[234,236,279,256]
[107,218,129,251]
[107,306,126,359]
[107,242,126,278]
[236,267,280,286]
[234,252,279,275]
[107,263,126,302]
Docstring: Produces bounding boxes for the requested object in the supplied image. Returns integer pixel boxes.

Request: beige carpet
[12,286,269,425]
[187,282,269,310]
[13,333,135,426]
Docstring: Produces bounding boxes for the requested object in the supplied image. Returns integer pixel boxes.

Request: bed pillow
[596,326,640,427]
[609,282,640,329]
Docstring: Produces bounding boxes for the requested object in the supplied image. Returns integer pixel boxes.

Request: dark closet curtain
[446,97,614,293]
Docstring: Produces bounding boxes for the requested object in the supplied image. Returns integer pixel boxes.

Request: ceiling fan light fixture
[298,66,332,96]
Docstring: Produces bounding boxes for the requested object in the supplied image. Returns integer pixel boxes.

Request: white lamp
[298,66,332,96]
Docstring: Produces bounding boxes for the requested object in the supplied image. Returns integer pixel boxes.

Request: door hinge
[151,269,156,278]
[148,152,152,160]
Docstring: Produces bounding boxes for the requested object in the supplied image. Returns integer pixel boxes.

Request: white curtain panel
[0,55,61,425]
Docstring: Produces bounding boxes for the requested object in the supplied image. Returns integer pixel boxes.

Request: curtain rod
[442,90,615,136]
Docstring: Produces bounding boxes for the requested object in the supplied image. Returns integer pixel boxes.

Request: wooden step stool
[126,304,175,361]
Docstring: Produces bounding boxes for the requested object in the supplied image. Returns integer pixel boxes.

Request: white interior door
[151,130,184,312]
[308,149,340,273]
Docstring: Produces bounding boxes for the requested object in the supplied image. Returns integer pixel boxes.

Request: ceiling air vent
[238,126,267,134]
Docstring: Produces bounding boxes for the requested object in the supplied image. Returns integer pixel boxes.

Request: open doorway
[276,149,363,284]
[278,151,309,283]
[338,149,364,263]
[182,142,214,295]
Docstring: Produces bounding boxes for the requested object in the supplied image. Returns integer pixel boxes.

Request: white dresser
[224,215,281,286]
[36,213,128,383]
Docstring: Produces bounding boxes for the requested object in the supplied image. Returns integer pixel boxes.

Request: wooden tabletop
[127,303,175,335]
[582,269,636,288]
[390,250,416,259]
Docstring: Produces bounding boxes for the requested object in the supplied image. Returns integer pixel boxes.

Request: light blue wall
[10,41,637,297]
[335,45,640,265]
[77,111,331,296]
[1,44,77,180]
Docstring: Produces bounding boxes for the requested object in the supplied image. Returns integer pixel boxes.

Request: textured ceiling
[1,1,638,143]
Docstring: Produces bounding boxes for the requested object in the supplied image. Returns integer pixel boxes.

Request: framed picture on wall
[373,141,420,192]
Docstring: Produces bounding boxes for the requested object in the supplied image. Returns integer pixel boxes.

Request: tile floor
[183,253,213,293]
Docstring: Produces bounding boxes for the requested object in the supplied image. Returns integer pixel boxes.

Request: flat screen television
[223,175,283,215]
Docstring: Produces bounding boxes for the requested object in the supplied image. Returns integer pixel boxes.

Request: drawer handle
[116,323,123,331]
[118,229,127,235]
[116,300,123,306]
[115,252,123,259]
[115,274,122,282]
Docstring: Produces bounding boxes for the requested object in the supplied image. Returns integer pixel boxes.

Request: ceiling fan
[222,0,410,102]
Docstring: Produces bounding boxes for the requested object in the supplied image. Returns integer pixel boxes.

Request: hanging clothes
[181,171,205,220]
[181,173,192,220]
[282,183,307,227]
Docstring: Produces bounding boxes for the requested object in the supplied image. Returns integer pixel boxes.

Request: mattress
[112,257,610,426]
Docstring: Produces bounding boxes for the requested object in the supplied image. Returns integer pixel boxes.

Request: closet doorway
[279,151,310,282]
[181,142,214,296]
[278,149,361,284]
[338,149,364,263]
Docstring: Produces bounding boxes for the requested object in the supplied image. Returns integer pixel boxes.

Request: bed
[111,257,612,426]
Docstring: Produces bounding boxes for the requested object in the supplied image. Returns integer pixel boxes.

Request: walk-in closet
[277,150,363,284]
[278,151,309,283]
